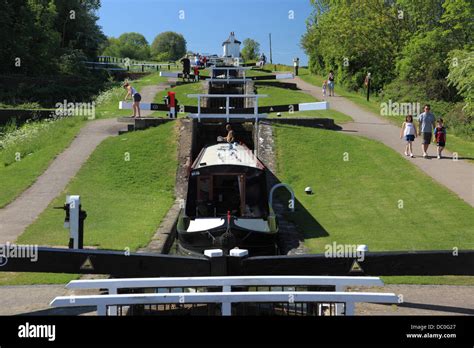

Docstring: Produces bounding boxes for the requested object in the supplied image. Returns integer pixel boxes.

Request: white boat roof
[194,143,264,170]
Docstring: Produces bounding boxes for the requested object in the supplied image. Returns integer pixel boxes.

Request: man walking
[293,57,299,76]
[417,104,436,158]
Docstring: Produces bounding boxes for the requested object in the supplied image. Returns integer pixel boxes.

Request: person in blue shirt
[417,104,436,158]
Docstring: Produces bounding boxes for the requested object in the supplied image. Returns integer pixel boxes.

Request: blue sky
[97,0,313,65]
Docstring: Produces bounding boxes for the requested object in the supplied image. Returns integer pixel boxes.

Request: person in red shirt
[193,66,200,82]
[433,118,447,159]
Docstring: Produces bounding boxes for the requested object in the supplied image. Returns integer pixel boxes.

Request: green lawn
[274,124,474,285]
[298,68,474,159]
[4,122,178,285]
[148,80,205,118]
[0,117,87,208]
[256,84,352,124]
[154,81,204,106]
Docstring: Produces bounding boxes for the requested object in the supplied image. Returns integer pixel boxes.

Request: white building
[222,32,241,58]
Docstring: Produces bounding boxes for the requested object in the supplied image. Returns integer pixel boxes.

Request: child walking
[322,80,327,98]
[433,118,447,159]
[400,115,417,158]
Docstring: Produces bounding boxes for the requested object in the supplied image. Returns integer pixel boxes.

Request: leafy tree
[53,0,106,59]
[151,32,186,61]
[102,32,150,60]
[241,39,260,61]
[446,50,474,117]
[0,0,106,75]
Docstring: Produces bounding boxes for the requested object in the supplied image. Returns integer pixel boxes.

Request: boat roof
[192,143,264,170]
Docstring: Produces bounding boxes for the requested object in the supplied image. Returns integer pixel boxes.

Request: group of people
[181,54,208,82]
[400,104,447,159]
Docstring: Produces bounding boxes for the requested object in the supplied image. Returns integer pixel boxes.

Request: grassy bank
[1,122,178,285]
[256,83,352,124]
[0,117,87,208]
[274,124,474,285]
[298,68,474,159]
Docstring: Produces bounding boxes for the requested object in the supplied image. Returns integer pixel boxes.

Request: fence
[50,275,397,316]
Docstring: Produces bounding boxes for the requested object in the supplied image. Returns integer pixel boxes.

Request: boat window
[212,175,243,217]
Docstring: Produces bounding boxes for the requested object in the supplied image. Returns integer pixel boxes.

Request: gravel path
[355,284,474,315]
[291,77,474,207]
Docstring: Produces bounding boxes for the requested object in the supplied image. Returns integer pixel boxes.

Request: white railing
[50,276,397,316]
[209,67,252,83]
[187,94,267,121]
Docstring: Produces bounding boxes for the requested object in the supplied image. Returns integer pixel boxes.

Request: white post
[108,287,118,316]
[335,285,344,315]
[222,285,232,315]
[66,195,80,249]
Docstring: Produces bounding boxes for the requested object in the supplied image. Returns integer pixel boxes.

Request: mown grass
[5,122,177,285]
[0,272,80,286]
[148,80,205,118]
[154,81,204,106]
[274,124,474,285]
[256,84,352,124]
[0,117,87,208]
[298,68,474,160]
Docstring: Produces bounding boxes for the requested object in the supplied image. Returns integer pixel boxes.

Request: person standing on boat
[123,82,141,118]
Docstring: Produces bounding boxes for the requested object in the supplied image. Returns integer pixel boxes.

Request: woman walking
[328,70,335,96]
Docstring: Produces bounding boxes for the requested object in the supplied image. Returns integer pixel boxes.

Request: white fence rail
[50,276,397,316]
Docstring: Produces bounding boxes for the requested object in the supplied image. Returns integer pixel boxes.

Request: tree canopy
[302,0,473,105]
[151,32,187,61]
[241,39,260,61]
[102,32,151,60]
[0,0,106,76]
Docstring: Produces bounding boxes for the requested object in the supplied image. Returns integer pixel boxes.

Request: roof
[222,32,241,46]
[193,143,264,170]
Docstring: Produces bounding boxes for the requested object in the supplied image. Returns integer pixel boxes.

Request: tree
[53,0,106,59]
[102,32,150,60]
[241,39,260,61]
[151,32,186,61]
[0,0,106,75]
[446,50,474,117]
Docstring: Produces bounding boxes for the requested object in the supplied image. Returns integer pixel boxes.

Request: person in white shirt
[400,115,417,158]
